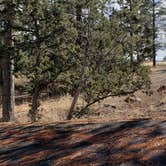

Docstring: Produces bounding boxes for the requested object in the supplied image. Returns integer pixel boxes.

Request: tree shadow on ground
[0,119,166,166]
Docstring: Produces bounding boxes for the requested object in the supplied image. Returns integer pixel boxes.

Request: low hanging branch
[81,89,139,111]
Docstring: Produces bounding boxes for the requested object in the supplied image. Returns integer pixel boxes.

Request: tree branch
[82,89,139,111]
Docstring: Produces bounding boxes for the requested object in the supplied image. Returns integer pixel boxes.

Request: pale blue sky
[157,50,166,61]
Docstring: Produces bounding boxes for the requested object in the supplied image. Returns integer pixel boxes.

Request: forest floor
[0,119,166,165]
[0,64,166,166]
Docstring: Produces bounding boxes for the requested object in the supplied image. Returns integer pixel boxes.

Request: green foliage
[116,0,153,62]
[0,0,154,121]
[65,0,152,113]
[12,0,78,121]
[82,63,151,104]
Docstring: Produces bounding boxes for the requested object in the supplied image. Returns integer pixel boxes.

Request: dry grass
[0,95,85,123]
[38,96,85,123]
[143,61,166,66]
[0,65,166,123]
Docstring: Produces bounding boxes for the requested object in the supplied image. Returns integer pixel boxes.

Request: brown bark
[67,3,83,120]
[81,90,139,112]
[129,0,134,67]
[29,87,40,122]
[0,68,2,86]
[67,88,80,120]
[2,1,15,122]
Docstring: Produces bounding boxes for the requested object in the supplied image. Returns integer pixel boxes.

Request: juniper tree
[67,0,151,119]
[14,0,77,121]
[80,2,152,112]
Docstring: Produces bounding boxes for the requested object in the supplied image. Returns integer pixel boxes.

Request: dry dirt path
[0,119,166,166]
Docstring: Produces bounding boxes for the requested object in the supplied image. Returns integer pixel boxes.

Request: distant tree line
[0,0,155,122]
[163,56,166,61]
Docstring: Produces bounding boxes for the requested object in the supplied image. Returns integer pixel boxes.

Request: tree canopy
[0,0,155,121]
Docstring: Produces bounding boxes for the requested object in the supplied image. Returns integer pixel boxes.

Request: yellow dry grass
[143,61,166,66]
[0,95,85,123]
[0,64,166,123]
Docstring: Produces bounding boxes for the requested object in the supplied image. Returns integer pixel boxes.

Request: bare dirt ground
[0,119,166,166]
[0,64,166,123]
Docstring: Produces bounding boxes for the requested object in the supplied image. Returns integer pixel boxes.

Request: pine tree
[0,0,15,122]
[116,0,153,64]
[152,0,156,66]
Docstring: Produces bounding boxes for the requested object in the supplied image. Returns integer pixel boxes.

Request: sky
[157,50,166,61]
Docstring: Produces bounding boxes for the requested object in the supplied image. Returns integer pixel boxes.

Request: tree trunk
[67,88,80,120]
[2,1,15,122]
[152,0,156,67]
[129,0,134,67]
[0,68,2,94]
[2,58,15,122]
[67,3,83,120]
[29,87,40,122]
[137,54,140,63]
